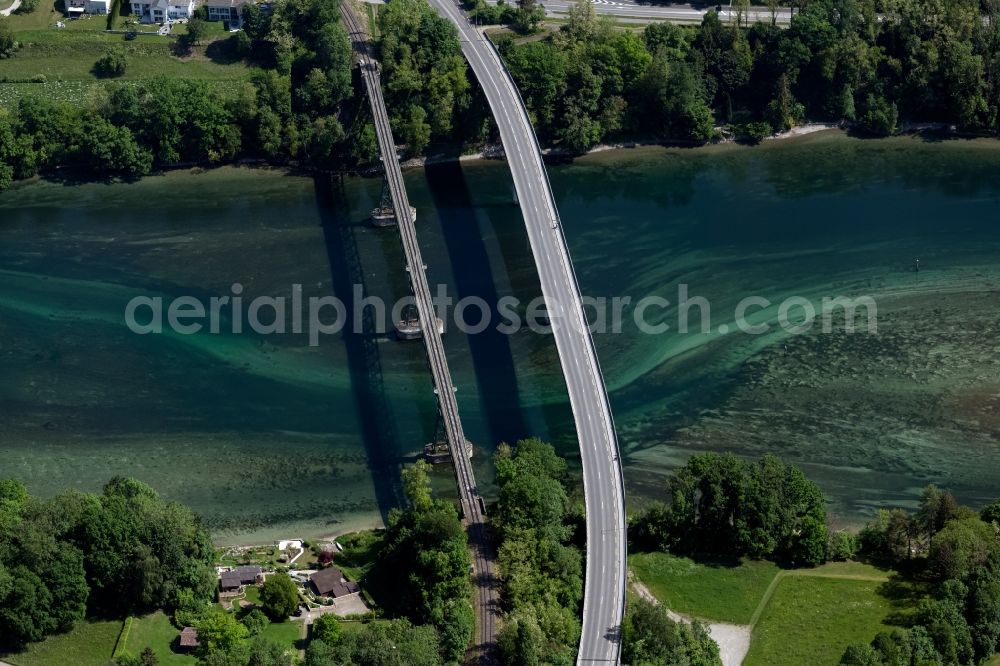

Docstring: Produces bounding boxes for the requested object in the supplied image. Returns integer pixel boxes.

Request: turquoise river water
[1,132,998,543]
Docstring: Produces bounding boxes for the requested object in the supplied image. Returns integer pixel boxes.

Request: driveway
[294,592,370,624]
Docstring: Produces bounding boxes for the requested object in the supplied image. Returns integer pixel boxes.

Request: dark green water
[1,133,998,541]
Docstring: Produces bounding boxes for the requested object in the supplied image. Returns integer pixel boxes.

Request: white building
[65,0,111,16]
[86,0,113,12]
[204,0,248,23]
[131,0,193,23]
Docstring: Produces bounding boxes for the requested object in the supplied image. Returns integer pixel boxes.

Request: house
[309,566,359,598]
[165,0,195,20]
[204,0,248,23]
[219,565,263,592]
[85,0,113,13]
[179,627,200,650]
[130,0,192,23]
[276,539,303,552]
[64,0,111,16]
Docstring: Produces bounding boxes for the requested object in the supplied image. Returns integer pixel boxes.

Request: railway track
[339,4,498,660]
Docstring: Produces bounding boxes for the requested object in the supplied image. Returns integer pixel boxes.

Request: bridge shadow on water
[425,161,530,447]
[313,175,404,524]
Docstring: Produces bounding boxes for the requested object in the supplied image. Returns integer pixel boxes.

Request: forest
[2,0,999,189]
[839,489,1000,666]
[500,0,1000,150]
[0,477,216,649]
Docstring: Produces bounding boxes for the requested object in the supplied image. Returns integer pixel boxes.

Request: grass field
[0,619,124,666]
[0,0,247,107]
[629,551,781,624]
[744,576,895,666]
[0,28,248,81]
[260,619,304,650]
[335,530,385,582]
[123,612,196,666]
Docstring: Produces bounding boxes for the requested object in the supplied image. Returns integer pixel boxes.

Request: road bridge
[424,2,627,663]
[340,5,499,662]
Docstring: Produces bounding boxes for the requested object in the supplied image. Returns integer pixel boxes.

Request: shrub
[859,95,898,136]
[738,121,773,144]
[311,614,341,644]
[827,531,859,561]
[231,30,251,57]
[240,608,269,636]
[94,46,128,78]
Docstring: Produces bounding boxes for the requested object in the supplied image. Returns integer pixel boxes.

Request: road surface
[340,5,500,661]
[426,1,628,663]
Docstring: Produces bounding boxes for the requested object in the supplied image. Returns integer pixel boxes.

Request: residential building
[309,566,360,598]
[86,0,113,12]
[130,0,192,23]
[204,0,247,23]
[219,565,263,592]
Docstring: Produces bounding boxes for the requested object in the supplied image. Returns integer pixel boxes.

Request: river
[1,131,998,542]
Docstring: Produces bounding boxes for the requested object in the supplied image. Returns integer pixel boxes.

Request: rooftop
[310,566,359,598]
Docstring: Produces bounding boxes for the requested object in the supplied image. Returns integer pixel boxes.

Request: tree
[513,0,544,34]
[982,499,1000,526]
[641,453,827,565]
[194,609,250,661]
[94,45,127,78]
[917,485,961,537]
[240,608,269,636]
[247,638,293,666]
[0,18,17,58]
[311,614,341,644]
[259,574,300,620]
[139,647,158,666]
[401,104,431,154]
[766,73,803,131]
[622,597,722,666]
[498,611,543,666]
[838,643,881,665]
[402,459,433,512]
[929,518,1000,582]
[184,17,209,47]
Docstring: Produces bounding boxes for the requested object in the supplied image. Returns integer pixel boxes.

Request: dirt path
[630,578,752,666]
[0,0,21,16]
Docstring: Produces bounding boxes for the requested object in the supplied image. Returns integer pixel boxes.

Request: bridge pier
[370,173,417,227]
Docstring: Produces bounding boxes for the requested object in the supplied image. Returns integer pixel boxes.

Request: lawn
[629,551,781,624]
[0,0,247,108]
[259,619,304,650]
[744,576,896,666]
[0,619,124,666]
[244,584,262,605]
[335,530,386,583]
[0,29,248,81]
[123,612,196,666]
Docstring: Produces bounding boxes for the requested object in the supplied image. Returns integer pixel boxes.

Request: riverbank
[5,123,997,192]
